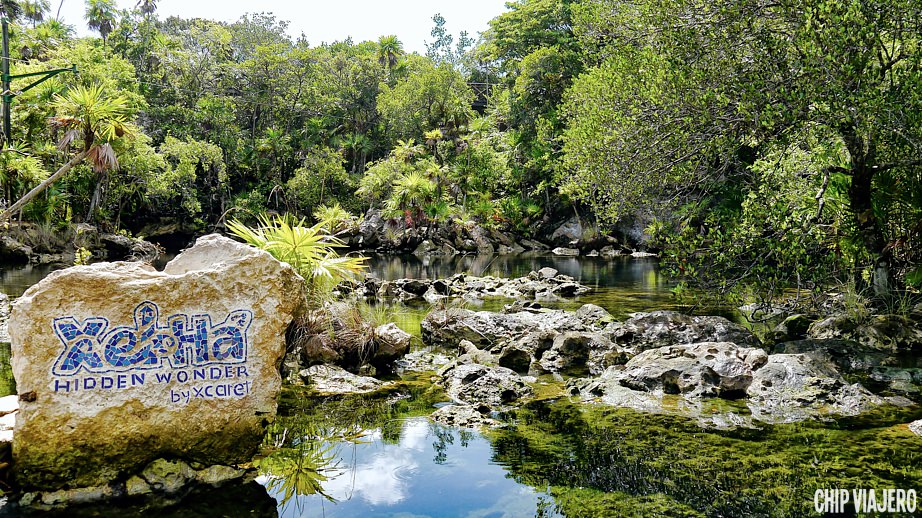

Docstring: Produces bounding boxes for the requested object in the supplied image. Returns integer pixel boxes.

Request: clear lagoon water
[2,254,921,517]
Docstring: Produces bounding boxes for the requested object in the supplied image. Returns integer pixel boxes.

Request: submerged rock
[20,458,249,511]
[429,404,502,429]
[9,234,305,491]
[440,363,533,406]
[300,365,389,394]
[746,354,885,423]
[606,311,760,353]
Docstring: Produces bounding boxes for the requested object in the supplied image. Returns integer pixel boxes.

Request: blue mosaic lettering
[52,301,252,376]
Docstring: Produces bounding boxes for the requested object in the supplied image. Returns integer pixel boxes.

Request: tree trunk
[846,134,890,296]
[0,151,88,224]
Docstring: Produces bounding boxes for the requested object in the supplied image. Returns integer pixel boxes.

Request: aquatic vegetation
[489,399,922,517]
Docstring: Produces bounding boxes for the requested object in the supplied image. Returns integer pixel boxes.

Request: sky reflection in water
[263,417,556,518]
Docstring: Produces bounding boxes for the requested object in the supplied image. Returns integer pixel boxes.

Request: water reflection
[263,417,557,518]
[0,263,63,298]
[366,253,668,290]
[0,343,15,397]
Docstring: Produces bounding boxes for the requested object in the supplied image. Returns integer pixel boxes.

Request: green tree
[377,55,474,142]
[563,0,922,296]
[1,83,130,223]
[85,0,117,45]
[22,0,50,27]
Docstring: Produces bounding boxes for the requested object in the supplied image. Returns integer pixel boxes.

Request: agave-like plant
[226,214,366,299]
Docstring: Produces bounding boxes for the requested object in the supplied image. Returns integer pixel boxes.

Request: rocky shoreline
[303,278,922,432]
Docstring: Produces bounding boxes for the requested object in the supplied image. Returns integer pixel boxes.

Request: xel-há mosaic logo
[52,301,253,376]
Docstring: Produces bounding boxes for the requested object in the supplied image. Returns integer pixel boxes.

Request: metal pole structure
[2,18,10,145]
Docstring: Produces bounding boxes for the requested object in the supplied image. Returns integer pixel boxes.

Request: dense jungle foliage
[0,0,920,305]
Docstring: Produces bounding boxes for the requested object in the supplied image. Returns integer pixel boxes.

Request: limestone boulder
[440,363,533,406]
[807,314,922,352]
[746,353,885,423]
[300,365,389,394]
[429,404,501,429]
[605,311,760,353]
[372,323,412,371]
[421,307,586,349]
[9,234,305,490]
[619,342,768,399]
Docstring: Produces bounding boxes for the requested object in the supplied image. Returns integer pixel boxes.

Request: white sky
[53,0,510,54]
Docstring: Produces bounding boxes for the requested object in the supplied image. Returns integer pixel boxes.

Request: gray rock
[746,353,883,423]
[429,404,501,429]
[395,350,452,373]
[413,240,458,256]
[421,307,586,349]
[537,267,558,279]
[539,332,614,374]
[772,339,892,374]
[372,323,412,370]
[441,363,533,406]
[606,311,761,353]
[400,279,430,296]
[808,314,922,352]
[550,215,583,245]
[619,342,767,399]
[552,247,580,256]
[576,304,614,326]
[770,314,814,343]
[520,238,549,250]
[301,365,389,394]
[910,420,922,436]
[98,233,159,262]
[0,292,9,343]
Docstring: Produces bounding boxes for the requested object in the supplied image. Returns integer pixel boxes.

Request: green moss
[487,400,922,517]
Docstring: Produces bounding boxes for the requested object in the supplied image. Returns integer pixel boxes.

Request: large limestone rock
[619,342,768,399]
[605,311,760,353]
[807,315,922,352]
[9,234,305,490]
[440,363,533,406]
[421,307,587,349]
[0,292,10,343]
[746,353,885,423]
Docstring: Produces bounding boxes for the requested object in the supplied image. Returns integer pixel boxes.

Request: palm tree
[0,0,23,20]
[0,84,130,223]
[377,35,403,70]
[85,0,116,45]
[385,171,435,226]
[22,0,50,27]
[135,0,156,16]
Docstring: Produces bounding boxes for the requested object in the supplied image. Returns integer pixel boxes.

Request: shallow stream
[1,255,921,517]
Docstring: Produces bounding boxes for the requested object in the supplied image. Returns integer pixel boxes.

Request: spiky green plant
[312,203,354,233]
[227,213,367,300]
